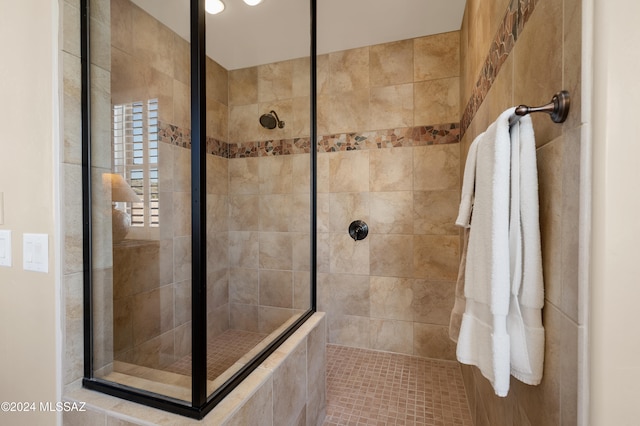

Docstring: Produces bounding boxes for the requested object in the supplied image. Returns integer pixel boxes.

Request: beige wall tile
[131,5,174,78]
[259,156,293,194]
[329,47,369,93]
[207,151,228,195]
[411,280,456,325]
[291,96,311,138]
[329,150,370,193]
[172,34,190,86]
[229,104,259,143]
[414,31,460,81]
[207,269,229,310]
[258,60,294,103]
[369,191,413,234]
[292,233,311,272]
[229,157,259,194]
[370,318,413,353]
[174,279,191,327]
[171,80,191,129]
[414,77,460,125]
[172,191,191,237]
[219,375,273,426]
[370,234,413,278]
[64,273,84,384]
[63,52,82,165]
[90,66,113,170]
[290,193,312,233]
[110,0,131,54]
[370,39,414,87]
[536,138,562,309]
[228,231,259,269]
[259,232,293,270]
[369,84,414,130]
[131,285,174,346]
[272,340,307,424]
[206,57,228,106]
[291,154,311,194]
[63,164,83,275]
[293,271,312,310]
[207,232,229,273]
[316,54,330,96]
[329,234,369,275]
[561,127,581,322]
[207,193,229,232]
[323,90,370,135]
[413,235,459,281]
[513,0,563,147]
[413,144,460,191]
[230,304,259,332]
[370,276,413,321]
[329,192,370,233]
[369,147,413,192]
[328,314,370,349]
[230,268,259,305]
[413,323,456,360]
[292,56,311,99]
[259,307,295,334]
[260,270,294,308]
[318,273,370,317]
[413,190,459,235]
[229,67,258,106]
[259,194,291,232]
[206,98,229,142]
[317,233,330,273]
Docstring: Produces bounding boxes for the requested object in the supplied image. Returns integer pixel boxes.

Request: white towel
[507,114,545,385]
[449,132,483,343]
[454,108,545,397]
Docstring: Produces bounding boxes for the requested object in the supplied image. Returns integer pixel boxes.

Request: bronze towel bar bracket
[514,90,570,123]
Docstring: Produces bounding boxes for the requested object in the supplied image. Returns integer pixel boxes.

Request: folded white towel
[454,108,545,397]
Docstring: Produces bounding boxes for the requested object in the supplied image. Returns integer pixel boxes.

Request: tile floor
[166,329,267,381]
[323,344,473,426]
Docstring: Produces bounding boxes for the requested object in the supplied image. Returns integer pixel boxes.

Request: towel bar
[512,90,570,124]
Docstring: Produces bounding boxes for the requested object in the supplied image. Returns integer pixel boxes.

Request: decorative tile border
[160,122,459,159]
[460,0,538,136]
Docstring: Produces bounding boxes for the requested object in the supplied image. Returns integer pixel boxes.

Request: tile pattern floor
[324,344,473,426]
[166,329,267,381]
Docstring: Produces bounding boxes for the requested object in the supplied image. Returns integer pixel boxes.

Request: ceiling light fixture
[205,0,225,14]
[243,0,263,5]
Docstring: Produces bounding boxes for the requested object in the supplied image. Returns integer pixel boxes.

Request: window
[112,99,159,239]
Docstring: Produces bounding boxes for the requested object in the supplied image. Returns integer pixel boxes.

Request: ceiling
[131,0,467,70]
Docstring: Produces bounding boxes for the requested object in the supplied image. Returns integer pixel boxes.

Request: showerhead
[259,110,285,129]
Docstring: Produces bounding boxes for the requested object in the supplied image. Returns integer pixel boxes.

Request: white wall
[0,1,60,425]
[590,0,640,423]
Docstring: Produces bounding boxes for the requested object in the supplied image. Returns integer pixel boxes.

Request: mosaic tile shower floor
[323,345,473,426]
[165,329,267,381]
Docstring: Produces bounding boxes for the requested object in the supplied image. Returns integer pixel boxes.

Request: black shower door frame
[80,0,318,419]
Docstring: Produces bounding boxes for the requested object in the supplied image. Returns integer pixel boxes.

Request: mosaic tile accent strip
[318,123,460,153]
[161,122,459,159]
[460,0,538,136]
[324,344,472,426]
[165,329,267,381]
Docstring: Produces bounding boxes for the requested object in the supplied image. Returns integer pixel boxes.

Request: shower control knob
[348,220,368,241]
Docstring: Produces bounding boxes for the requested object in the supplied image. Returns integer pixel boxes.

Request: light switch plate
[23,233,48,273]
[0,230,11,267]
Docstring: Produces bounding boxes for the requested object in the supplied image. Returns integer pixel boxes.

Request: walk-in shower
[81,0,316,418]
